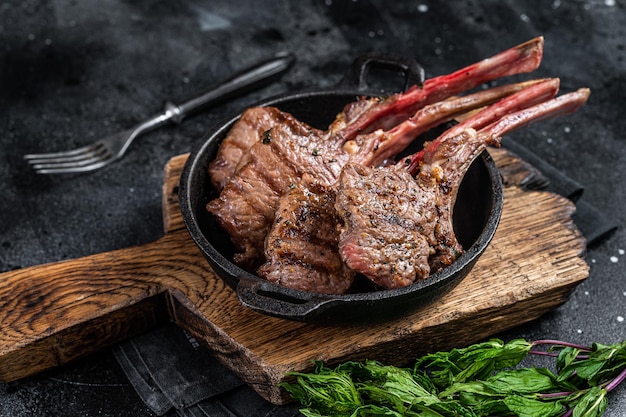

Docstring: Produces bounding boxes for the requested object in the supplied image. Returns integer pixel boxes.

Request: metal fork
[24,52,294,174]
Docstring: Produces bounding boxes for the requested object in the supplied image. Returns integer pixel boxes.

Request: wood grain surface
[0,148,588,404]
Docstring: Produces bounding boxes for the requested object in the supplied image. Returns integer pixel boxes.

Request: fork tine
[25,145,108,165]
[31,155,115,174]
[33,164,109,175]
[23,143,103,161]
[31,154,110,169]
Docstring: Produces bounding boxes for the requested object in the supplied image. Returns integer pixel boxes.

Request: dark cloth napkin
[503,138,617,246]
[113,139,616,416]
[113,323,302,417]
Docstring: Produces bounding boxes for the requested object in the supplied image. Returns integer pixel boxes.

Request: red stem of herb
[605,366,626,393]
[541,391,574,398]
[531,339,593,351]
[529,350,589,360]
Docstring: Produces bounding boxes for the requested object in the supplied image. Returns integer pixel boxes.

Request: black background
[1,0,625,416]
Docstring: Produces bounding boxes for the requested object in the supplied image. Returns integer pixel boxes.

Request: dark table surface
[1,1,625,416]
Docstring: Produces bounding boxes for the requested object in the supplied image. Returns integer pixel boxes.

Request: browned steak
[335,86,591,289]
[207,38,548,272]
[208,97,382,192]
[334,163,438,289]
[336,129,499,288]
[258,175,356,294]
[206,115,348,268]
[208,107,293,191]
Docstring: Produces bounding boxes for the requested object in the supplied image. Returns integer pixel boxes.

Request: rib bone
[336,88,590,289]
[208,39,547,267]
[259,85,589,294]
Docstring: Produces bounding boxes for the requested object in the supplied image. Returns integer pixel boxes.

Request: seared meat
[208,38,546,268]
[336,129,497,288]
[206,36,590,294]
[258,175,356,294]
[206,115,346,267]
[337,88,590,289]
[259,87,589,293]
[208,107,294,191]
[208,96,382,191]
[335,163,438,288]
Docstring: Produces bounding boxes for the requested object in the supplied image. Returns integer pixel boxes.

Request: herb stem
[605,366,626,393]
[541,391,574,398]
[531,339,592,351]
[529,350,560,357]
[529,350,590,360]
[285,338,626,417]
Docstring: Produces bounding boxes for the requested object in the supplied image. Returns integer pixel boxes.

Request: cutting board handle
[0,232,203,382]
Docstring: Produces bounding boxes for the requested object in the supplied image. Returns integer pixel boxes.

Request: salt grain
[619,249,624,255]
[605,0,615,6]
[617,316,624,322]
[417,4,429,13]
[564,126,571,133]
[520,14,530,23]
[610,256,619,263]
[577,329,583,334]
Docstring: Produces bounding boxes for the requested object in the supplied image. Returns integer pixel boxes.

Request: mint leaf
[558,341,626,387]
[504,395,566,417]
[415,339,532,387]
[571,386,608,417]
[282,362,362,416]
[284,338,626,417]
[486,367,561,394]
[557,346,582,374]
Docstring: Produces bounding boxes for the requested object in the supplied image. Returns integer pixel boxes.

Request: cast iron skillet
[179,53,503,325]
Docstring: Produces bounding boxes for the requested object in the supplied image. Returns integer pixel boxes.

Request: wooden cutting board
[0,148,588,404]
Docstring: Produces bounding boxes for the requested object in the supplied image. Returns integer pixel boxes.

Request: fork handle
[165,52,295,124]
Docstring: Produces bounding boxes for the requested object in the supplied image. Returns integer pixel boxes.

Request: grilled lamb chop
[208,98,382,191]
[209,37,544,191]
[258,175,357,294]
[208,107,293,191]
[259,87,589,293]
[207,39,545,267]
[337,88,590,289]
[258,79,565,293]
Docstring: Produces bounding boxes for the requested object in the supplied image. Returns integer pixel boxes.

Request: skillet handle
[236,276,340,322]
[337,52,425,92]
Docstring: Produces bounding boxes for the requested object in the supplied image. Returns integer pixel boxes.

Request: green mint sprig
[282,338,626,417]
